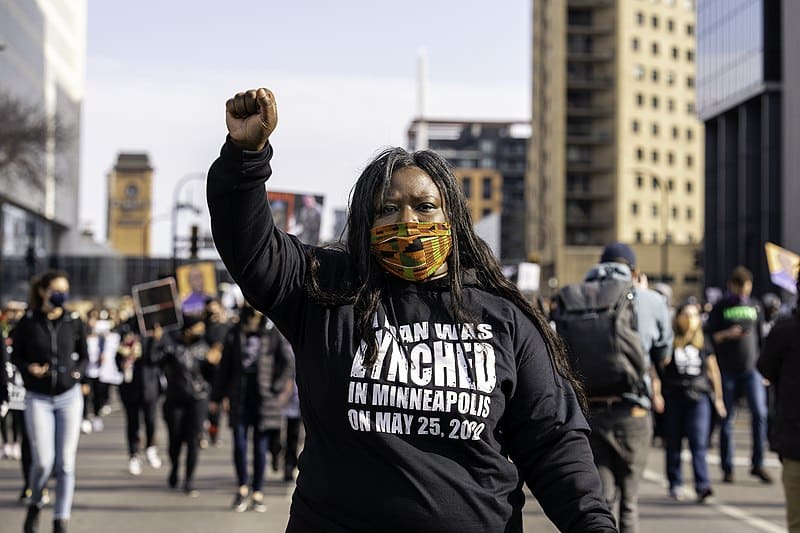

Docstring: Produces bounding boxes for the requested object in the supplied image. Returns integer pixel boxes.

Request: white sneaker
[92,418,104,432]
[2,443,11,458]
[128,456,142,476]
[145,446,162,469]
[11,443,21,460]
[100,404,112,416]
[80,419,93,434]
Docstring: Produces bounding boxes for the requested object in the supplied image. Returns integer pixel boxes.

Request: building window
[672,46,679,59]
[632,37,640,51]
[482,177,492,199]
[632,203,639,215]
[672,206,679,219]
[635,231,643,243]
[668,98,675,111]
[687,23,694,35]
[667,178,674,190]
[636,93,645,106]
[652,123,659,136]
[687,49,695,62]
[667,71,675,85]
[672,126,679,139]
[686,155,694,168]
[636,11,644,25]
[651,42,659,55]
[636,175,644,188]
[687,207,693,220]
[652,15,659,28]
[632,120,640,133]
[687,101,695,114]
[636,148,644,161]
[652,176,659,190]
[462,177,472,198]
[651,69,659,82]
[687,181,694,193]
[667,152,674,165]
[652,150,659,163]
[652,204,659,217]
[652,96,659,109]
[634,64,645,80]
[687,128,694,141]
[687,76,695,88]
[667,18,674,32]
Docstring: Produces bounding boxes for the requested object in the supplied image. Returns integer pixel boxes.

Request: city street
[0,402,787,533]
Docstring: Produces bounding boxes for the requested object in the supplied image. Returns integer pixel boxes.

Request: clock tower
[106,153,153,256]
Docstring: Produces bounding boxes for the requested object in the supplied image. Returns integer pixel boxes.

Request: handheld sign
[132,277,183,335]
[764,242,799,294]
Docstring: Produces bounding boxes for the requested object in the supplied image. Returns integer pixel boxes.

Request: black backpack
[555,277,646,397]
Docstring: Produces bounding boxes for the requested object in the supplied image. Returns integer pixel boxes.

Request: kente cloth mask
[370,222,453,282]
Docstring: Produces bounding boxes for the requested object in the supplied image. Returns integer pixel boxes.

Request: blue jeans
[720,369,768,474]
[25,385,83,519]
[663,388,711,492]
[232,418,270,492]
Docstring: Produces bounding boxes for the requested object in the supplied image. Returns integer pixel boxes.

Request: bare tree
[0,90,70,190]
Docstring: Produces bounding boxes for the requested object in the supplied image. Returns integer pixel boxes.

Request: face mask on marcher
[49,291,69,308]
[369,221,452,282]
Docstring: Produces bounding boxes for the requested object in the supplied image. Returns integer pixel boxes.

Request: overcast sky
[80,0,531,256]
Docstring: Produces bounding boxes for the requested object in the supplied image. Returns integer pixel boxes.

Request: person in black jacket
[12,270,87,533]
[206,88,617,532]
[150,315,210,496]
[211,305,293,512]
[115,318,163,476]
[758,273,800,533]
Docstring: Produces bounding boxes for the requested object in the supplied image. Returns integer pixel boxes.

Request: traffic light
[190,224,199,258]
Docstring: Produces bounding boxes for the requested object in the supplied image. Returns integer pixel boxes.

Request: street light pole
[171,173,205,272]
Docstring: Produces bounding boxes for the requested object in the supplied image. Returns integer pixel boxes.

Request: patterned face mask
[370,221,453,281]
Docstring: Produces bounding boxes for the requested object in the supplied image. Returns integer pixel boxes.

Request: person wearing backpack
[554,243,673,533]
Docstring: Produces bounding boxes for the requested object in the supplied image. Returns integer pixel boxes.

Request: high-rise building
[697,0,798,295]
[408,119,530,262]
[107,153,154,256]
[0,1,89,293]
[530,0,703,299]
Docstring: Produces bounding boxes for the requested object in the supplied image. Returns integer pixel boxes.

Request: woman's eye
[380,205,397,215]
[418,203,436,211]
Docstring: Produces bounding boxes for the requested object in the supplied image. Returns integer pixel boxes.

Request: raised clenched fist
[225,88,278,151]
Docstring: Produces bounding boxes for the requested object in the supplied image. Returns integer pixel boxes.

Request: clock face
[125,183,139,198]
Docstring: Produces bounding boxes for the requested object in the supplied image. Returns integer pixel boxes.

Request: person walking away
[207,87,617,532]
[555,242,673,533]
[707,266,772,484]
[115,318,162,475]
[202,297,227,447]
[211,305,293,512]
[12,271,87,533]
[149,315,210,496]
[758,272,800,532]
[661,303,726,502]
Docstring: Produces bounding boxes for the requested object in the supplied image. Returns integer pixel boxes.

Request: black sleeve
[212,330,236,403]
[207,139,310,343]
[73,318,89,379]
[502,320,617,532]
[758,319,790,382]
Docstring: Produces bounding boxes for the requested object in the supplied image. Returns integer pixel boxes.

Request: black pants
[83,379,110,418]
[123,399,158,457]
[284,417,302,477]
[16,411,31,489]
[163,399,206,488]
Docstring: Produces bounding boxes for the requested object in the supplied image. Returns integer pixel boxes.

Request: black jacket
[149,332,210,405]
[11,309,87,396]
[758,312,800,461]
[116,335,162,405]
[212,322,293,431]
[207,139,616,533]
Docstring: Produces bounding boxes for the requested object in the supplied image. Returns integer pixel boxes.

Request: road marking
[643,470,786,533]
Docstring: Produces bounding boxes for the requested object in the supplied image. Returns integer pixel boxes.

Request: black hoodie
[207,139,616,533]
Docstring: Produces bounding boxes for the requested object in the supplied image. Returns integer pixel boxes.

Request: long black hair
[305,147,586,409]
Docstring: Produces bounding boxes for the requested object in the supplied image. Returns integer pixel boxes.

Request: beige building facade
[106,153,153,256]
[530,0,704,301]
